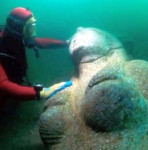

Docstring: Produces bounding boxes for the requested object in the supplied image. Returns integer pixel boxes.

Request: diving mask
[23,16,36,38]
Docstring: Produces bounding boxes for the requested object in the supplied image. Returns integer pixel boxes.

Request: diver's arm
[0,63,36,100]
[34,37,68,49]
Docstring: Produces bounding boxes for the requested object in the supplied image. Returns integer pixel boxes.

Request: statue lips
[39,95,67,148]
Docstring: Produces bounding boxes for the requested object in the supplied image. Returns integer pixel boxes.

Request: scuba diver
[0,7,70,112]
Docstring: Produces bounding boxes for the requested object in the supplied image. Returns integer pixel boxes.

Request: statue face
[69,27,123,64]
[39,28,148,150]
[39,72,148,150]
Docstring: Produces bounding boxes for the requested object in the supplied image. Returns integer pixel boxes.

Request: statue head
[69,27,124,64]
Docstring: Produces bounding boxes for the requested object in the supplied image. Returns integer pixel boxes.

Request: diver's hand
[40,87,51,99]
[40,81,72,100]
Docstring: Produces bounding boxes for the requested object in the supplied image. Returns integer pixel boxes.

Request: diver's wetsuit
[0,29,68,110]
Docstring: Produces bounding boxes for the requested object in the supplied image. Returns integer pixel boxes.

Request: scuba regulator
[24,37,40,58]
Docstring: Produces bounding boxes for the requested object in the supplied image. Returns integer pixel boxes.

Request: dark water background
[0,0,148,150]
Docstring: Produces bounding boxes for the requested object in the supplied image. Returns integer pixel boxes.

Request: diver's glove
[34,81,72,100]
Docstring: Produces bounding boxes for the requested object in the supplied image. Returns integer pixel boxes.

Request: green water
[1,0,148,82]
[1,0,148,60]
[0,0,148,150]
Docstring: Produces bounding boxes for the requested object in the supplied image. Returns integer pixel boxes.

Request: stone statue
[39,27,148,150]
